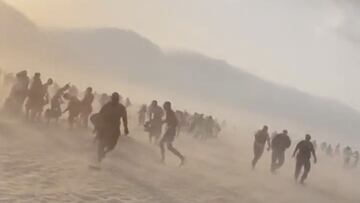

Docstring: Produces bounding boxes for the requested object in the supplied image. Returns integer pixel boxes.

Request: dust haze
[0,1,359,202]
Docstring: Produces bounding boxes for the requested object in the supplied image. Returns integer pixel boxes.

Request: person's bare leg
[160,140,166,163]
[167,143,185,165]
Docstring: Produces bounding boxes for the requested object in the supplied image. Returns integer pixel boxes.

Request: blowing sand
[0,117,359,203]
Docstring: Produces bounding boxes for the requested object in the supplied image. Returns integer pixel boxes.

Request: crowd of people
[252,125,359,185]
[1,69,358,184]
[140,101,222,143]
[2,70,224,168]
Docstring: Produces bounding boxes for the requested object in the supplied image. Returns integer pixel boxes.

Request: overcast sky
[4,0,360,108]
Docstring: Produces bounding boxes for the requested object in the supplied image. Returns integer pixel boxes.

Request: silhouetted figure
[125,97,132,108]
[25,73,43,121]
[252,125,270,169]
[343,146,352,168]
[213,119,222,138]
[160,101,185,165]
[80,87,94,128]
[202,116,216,140]
[33,78,53,121]
[45,84,70,123]
[95,92,129,166]
[335,143,341,156]
[353,151,359,168]
[271,130,291,173]
[138,104,147,126]
[63,93,81,129]
[293,134,317,185]
[3,70,29,115]
[147,100,164,143]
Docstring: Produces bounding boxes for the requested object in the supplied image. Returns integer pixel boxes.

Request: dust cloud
[0,0,359,202]
[0,71,359,203]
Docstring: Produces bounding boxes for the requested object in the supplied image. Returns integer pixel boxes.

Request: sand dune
[0,116,358,203]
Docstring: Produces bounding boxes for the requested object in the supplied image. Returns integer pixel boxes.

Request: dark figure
[293,134,317,185]
[3,70,29,115]
[35,78,53,121]
[63,93,81,129]
[25,73,43,121]
[335,143,341,156]
[202,116,215,140]
[96,92,129,164]
[343,146,352,168]
[147,100,164,143]
[125,97,132,108]
[353,151,359,168]
[138,104,147,126]
[326,145,333,157]
[80,87,94,128]
[45,84,70,123]
[160,101,185,165]
[271,130,291,173]
[252,125,270,169]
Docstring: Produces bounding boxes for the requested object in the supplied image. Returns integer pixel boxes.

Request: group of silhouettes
[1,70,194,168]
[319,142,359,168]
[1,69,358,181]
[252,125,359,185]
[140,101,222,143]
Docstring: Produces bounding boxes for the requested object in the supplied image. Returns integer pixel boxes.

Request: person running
[343,146,352,168]
[326,145,333,157]
[3,70,29,115]
[45,84,70,123]
[252,125,270,169]
[25,73,43,121]
[335,143,341,156]
[292,134,317,185]
[80,87,94,128]
[125,97,132,108]
[159,101,185,165]
[147,100,164,143]
[63,93,82,129]
[271,130,291,173]
[34,78,53,121]
[94,92,129,167]
[138,104,147,126]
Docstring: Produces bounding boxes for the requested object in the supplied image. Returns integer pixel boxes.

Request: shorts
[161,127,176,143]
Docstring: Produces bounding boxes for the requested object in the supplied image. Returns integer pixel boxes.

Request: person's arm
[312,146,317,164]
[122,108,129,135]
[292,143,299,158]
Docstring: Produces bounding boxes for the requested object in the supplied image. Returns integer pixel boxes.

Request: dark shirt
[272,133,291,151]
[82,93,94,106]
[255,130,270,144]
[165,109,178,128]
[150,105,164,121]
[100,102,127,130]
[67,96,81,115]
[295,140,314,160]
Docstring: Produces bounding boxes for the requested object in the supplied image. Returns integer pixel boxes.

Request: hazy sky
[3,0,360,108]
